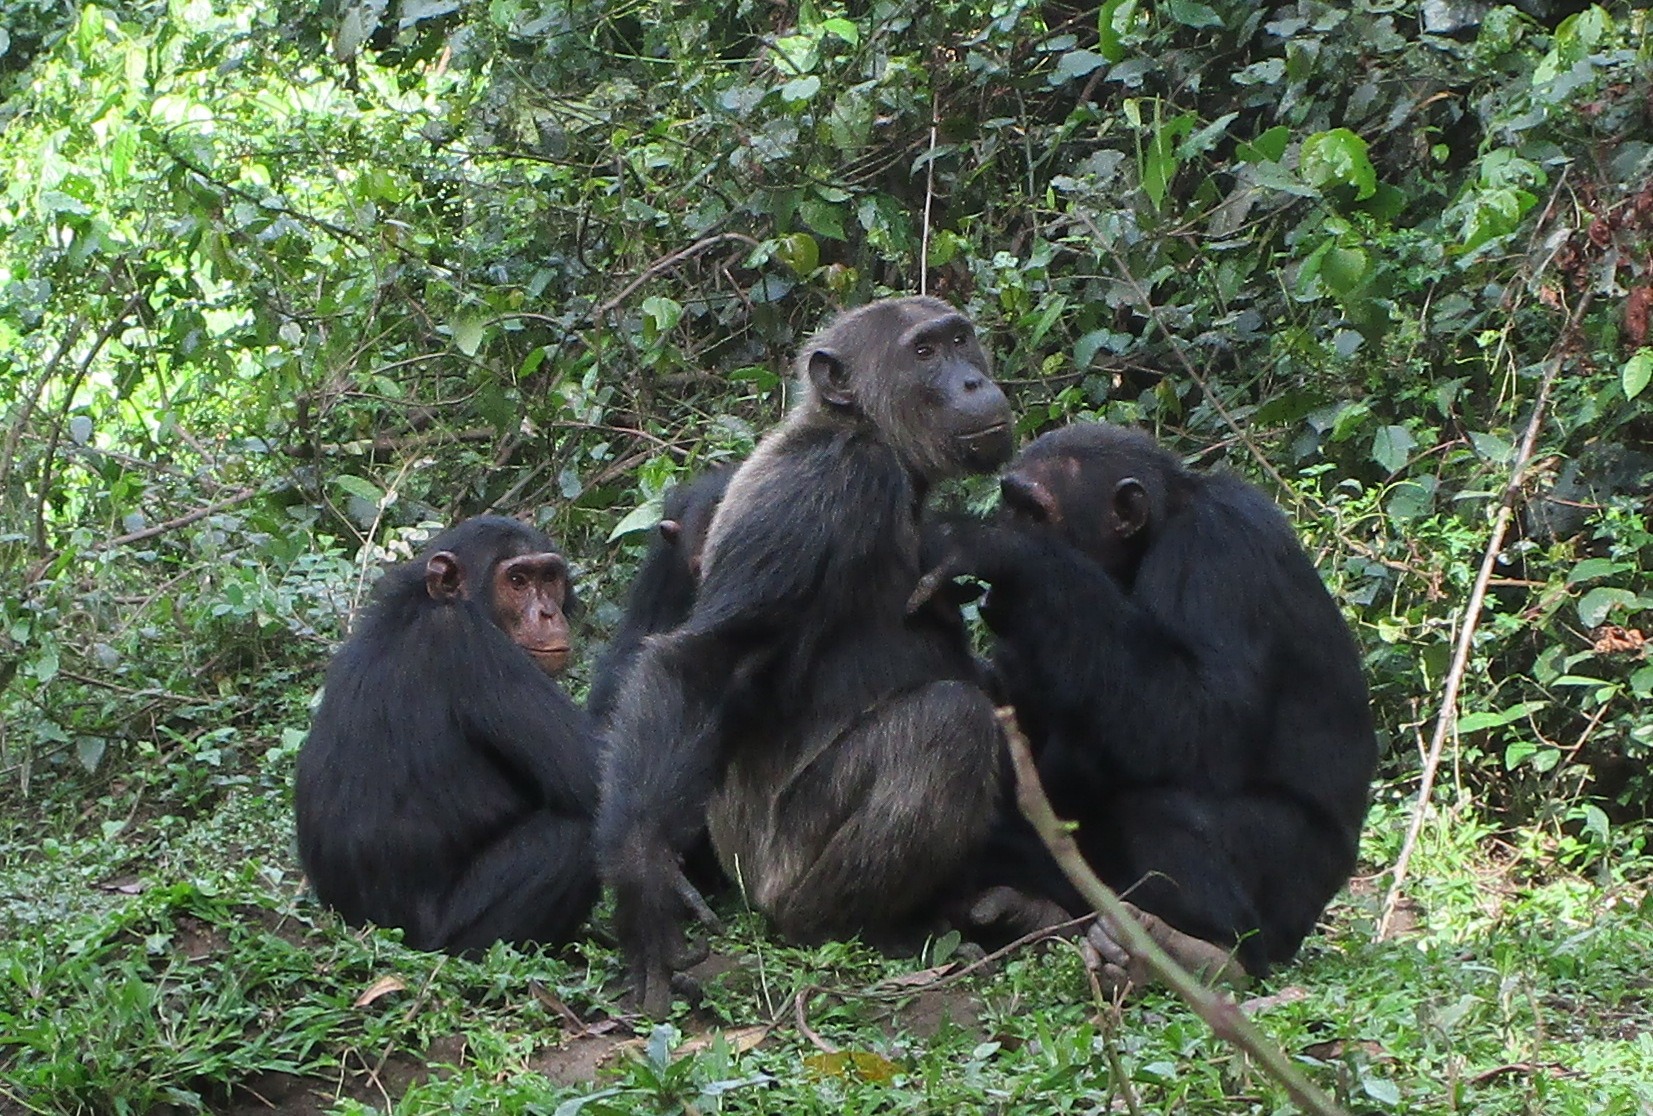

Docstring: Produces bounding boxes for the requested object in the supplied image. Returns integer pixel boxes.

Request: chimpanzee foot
[965,885,1079,941]
[1082,901,1249,1000]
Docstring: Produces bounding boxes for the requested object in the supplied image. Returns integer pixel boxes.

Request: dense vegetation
[2,1,1650,1113]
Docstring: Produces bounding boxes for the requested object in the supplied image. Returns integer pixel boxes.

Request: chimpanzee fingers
[906,563,961,615]
[636,959,676,1019]
[672,869,722,933]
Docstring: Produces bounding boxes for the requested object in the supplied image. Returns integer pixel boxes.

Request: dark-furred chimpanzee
[295,516,600,952]
[586,465,734,724]
[597,296,1015,1014]
[919,423,1376,984]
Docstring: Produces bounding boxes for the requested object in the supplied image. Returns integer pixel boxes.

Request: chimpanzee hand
[608,837,722,1017]
[908,514,1023,616]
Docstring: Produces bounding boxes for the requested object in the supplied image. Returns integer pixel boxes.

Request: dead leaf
[1238,986,1309,1015]
[1593,626,1645,655]
[804,1050,902,1083]
[1301,1038,1390,1062]
[869,962,958,991]
[354,975,407,1007]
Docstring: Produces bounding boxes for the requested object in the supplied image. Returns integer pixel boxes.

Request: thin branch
[920,87,940,296]
[90,487,263,551]
[1000,707,1350,1116]
[1377,290,1594,939]
[591,233,762,322]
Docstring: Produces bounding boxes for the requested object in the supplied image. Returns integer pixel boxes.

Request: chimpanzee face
[489,552,574,675]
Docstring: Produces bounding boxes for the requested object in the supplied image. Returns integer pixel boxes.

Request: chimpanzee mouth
[954,421,1014,465]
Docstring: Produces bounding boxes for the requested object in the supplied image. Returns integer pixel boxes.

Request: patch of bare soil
[210,1035,466,1115]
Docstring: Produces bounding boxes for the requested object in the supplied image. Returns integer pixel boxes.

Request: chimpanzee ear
[1000,474,1060,524]
[425,551,465,602]
[1112,477,1150,539]
[657,519,682,544]
[807,349,856,409]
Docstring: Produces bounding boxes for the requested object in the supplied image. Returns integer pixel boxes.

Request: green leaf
[77,736,108,773]
[608,499,666,542]
[781,75,821,103]
[1321,246,1369,296]
[332,474,385,506]
[1055,49,1108,82]
[1371,425,1415,474]
[775,233,819,276]
[450,313,485,357]
[1300,128,1377,200]
[1566,558,1627,585]
[1578,587,1637,628]
[1504,738,1538,770]
[1236,125,1289,164]
[641,295,683,341]
[1622,348,1652,400]
[820,18,859,46]
[1097,0,1128,63]
[1458,701,1546,734]
[1166,0,1223,29]
[799,198,847,241]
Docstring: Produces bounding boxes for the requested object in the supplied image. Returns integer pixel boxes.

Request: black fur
[294,516,599,951]
[949,424,1377,975]
[596,297,1014,1013]
[587,466,734,723]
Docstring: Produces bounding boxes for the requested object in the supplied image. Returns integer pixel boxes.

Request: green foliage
[2,1,1652,1106]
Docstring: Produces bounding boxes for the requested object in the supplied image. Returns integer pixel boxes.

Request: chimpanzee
[586,465,734,723]
[918,423,1377,983]
[294,516,600,952]
[596,296,1015,1014]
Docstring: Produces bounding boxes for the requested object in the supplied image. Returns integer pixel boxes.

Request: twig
[591,233,762,322]
[90,487,263,551]
[793,989,839,1054]
[1377,290,1593,940]
[999,707,1350,1116]
[920,87,940,295]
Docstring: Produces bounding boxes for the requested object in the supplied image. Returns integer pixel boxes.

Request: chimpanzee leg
[424,811,599,952]
[708,679,1001,942]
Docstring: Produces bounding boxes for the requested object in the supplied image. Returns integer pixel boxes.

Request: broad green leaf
[1504,738,1537,770]
[781,75,821,103]
[450,313,485,357]
[608,499,665,542]
[821,18,859,46]
[1321,246,1369,295]
[1300,128,1377,200]
[77,736,107,773]
[1166,0,1222,29]
[1055,49,1108,82]
[332,474,384,506]
[1371,425,1415,474]
[1458,701,1546,734]
[776,233,819,276]
[1236,125,1290,164]
[1622,348,1652,400]
[1578,586,1637,628]
[641,295,683,341]
[1097,0,1128,63]
[1566,557,1627,584]
[799,198,846,241]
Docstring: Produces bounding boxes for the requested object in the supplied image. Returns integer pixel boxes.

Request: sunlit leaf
[1622,348,1652,400]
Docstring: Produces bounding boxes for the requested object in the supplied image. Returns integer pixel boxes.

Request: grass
[4,715,1653,1116]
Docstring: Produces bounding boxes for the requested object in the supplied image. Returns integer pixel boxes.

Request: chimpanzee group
[293,296,1378,1010]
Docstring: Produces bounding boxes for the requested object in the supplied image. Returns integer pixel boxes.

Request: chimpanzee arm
[444,608,600,815]
[950,504,1277,785]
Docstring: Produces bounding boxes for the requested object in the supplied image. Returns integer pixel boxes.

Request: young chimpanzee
[919,423,1377,984]
[586,465,734,724]
[597,296,1015,1014]
[294,516,599,952]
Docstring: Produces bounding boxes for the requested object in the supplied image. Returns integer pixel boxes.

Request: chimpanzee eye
[953,332,967,345]
[914,343,934,359]
[510,572,527,588]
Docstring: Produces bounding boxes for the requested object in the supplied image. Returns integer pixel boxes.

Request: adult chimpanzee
[586,465,734,724]
[919,422,1377,985]
[294,516,600,952]
[597,296,1015,1014]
